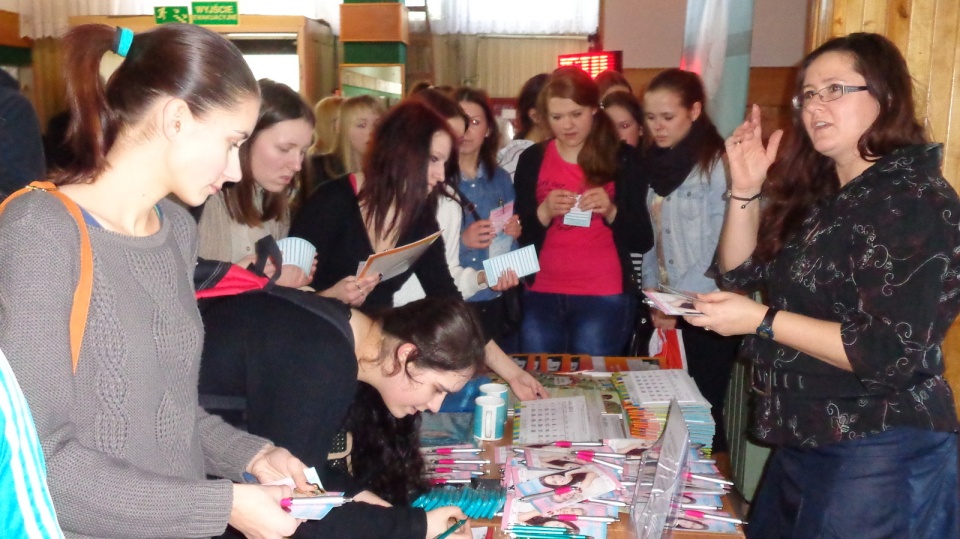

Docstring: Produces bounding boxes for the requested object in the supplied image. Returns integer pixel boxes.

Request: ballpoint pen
[519,485,575,502]
[685,472,734,486]
[425,447,483,455]
[584,497,628,507]
[554,514,618,523]
[548,441,603,448]
[429,467,484,475]
[573,451,623,471]
[572,450,626,460]
[435,459,489,465]
[430,478,472,485]
[433,518,467,539]
[678,503,723,511]
[683,509,747,525]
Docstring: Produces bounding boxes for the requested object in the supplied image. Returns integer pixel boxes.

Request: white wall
[0,0,17,12]
[603,0,807,68]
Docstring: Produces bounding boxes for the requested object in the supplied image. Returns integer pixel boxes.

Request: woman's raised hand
[726,104,783,195]
[229,484,299,539]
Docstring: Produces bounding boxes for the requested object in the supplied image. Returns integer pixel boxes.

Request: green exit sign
[191,1,239,25]
[154,6,190,25]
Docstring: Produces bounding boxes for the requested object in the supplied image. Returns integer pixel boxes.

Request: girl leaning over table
[201,295,480,539]
[291,99,545,400]
[0,23,312,538]
[686,32,960,537]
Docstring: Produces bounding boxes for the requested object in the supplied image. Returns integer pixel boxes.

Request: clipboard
[356,231,441,281]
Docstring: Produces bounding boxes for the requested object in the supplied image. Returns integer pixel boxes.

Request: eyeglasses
[791,84,869,110]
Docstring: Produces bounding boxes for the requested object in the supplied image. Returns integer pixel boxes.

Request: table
[472,418,746,539]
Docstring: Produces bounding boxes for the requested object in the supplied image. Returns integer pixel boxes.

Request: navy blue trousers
[747,427,959,539]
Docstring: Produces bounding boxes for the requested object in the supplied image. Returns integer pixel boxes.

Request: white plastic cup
[275,237,316,275]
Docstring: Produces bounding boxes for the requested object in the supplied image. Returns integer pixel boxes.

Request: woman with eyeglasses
[686,33,960,537]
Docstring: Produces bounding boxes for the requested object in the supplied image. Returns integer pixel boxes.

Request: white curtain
[17,0,342,38]
[428,0,599,35]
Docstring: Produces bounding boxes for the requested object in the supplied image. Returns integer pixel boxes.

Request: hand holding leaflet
[356,231,441,281]
[642,291,703,316]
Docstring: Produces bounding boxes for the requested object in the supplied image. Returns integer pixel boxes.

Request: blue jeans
[520,291,635,355]
[747,427,959,539]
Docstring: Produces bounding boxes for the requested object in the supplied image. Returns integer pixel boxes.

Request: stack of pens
[611,370,715,455]
[505,523,597,539]
[421,445,489,485]
[412,485,506,519]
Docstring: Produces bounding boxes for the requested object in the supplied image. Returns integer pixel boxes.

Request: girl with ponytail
[0,23,311,538]
[514,66,653,355]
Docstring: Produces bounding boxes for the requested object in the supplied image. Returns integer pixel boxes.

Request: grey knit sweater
[0,192,270,538]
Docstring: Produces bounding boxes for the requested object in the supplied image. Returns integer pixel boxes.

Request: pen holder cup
[473,396,505,441]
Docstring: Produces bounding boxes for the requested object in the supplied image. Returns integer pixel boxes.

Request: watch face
[757,325,774,340]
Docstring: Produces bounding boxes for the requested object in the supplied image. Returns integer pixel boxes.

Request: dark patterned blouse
[721,144,960,448]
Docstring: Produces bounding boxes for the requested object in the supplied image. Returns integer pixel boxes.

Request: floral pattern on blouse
[721,144,960,447]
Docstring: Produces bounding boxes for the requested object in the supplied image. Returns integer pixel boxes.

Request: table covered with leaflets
[416,355,746,539]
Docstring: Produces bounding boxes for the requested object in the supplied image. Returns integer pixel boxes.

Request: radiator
[724,359,771,501]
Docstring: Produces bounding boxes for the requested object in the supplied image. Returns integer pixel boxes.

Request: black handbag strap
[445,179,482,221]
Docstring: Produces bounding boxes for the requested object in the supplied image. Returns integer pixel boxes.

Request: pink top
[530,141,622,296]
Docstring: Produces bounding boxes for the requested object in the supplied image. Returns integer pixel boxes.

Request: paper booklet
[356,231,441,281]
[482,244,540,284]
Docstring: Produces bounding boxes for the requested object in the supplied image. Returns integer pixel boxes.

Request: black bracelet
[723,190,762,209]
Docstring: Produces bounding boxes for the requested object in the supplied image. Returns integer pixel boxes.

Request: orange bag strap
[0,181,92,374]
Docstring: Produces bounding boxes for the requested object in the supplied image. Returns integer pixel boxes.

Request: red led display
[557,51,623,79]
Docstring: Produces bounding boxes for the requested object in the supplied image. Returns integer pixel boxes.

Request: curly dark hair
[755,33,927,261]
[345,297,486,504]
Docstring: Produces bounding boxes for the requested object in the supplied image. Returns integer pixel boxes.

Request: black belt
[750,364,886,399]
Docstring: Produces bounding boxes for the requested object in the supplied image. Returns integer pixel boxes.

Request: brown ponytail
[56,23,259,185]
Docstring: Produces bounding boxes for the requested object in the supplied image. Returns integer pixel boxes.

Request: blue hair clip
[114,27,134,57]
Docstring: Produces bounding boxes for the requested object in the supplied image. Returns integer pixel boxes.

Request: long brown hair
[756,32,927,261]
[454,86,500,178]
[538,66,620,186]
[359,100,457,244]
[222,79,314,227]
[644,68,724,175]
[56,23,258,185]
[347,297,485,503]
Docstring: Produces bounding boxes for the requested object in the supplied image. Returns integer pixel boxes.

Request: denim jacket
[459,164,517,302]
[642,158,727,293]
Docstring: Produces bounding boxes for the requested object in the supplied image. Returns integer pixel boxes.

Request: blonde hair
[325,94,385,175]
[310,95,343,155]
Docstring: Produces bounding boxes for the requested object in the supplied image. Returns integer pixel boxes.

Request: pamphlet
[356,231,441,281]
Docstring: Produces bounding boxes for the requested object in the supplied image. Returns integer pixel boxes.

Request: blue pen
[434,518,467,539]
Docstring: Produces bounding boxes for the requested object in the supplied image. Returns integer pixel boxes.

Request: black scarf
[640,117,714,197]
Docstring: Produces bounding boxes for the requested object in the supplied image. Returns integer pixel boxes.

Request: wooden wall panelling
[29,38,65,132]
[926,1,959,182]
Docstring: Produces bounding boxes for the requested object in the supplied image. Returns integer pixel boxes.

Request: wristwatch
[756,307,779,340]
